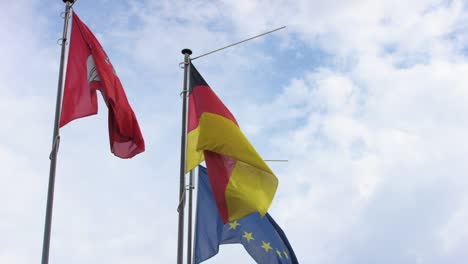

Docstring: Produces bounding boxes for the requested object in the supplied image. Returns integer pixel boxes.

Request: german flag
[187,63,278,223]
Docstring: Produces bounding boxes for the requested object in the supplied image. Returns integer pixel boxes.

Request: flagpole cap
[181,49,193,55]
[63,0,75,3]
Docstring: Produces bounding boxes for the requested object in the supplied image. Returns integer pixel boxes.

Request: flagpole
[186,169,195,264]
[41,1,74,264]
[177,48,192,264]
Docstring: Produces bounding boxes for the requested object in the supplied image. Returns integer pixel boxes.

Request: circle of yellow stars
[227,220,289,261]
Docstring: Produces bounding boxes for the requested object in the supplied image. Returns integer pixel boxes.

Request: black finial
[63,0,75,3]
[181,49,193,55]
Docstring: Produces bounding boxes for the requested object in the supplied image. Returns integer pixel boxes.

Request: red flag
[60,12,145,158]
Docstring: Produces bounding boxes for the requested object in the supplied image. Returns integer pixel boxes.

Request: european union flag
[195,166,298,263]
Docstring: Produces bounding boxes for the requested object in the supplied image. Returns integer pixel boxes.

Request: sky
[1,0,468,263]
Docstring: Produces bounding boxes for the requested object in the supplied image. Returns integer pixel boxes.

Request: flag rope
[187,169,195,264]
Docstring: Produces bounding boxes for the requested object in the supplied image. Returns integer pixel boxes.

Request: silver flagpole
[41,1,74,264]
[177,48,192,264]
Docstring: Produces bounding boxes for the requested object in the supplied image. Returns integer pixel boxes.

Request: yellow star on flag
[283,250,289,259]
[261,241,272,252]
[276,249,282,259]
[228,220,240,230]
[242,231,254,242]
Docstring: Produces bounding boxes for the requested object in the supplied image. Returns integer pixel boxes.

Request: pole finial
[62,0,75,3]
[181,49,193,55]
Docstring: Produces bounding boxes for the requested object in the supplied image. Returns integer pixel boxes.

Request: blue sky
[1,0,468,263]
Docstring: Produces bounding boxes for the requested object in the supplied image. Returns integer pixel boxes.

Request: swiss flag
[60,12,145,158]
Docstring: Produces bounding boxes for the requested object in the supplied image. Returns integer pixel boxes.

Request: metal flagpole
[177,48,192,264]
[183,62,195,264]
[41,1,74,264]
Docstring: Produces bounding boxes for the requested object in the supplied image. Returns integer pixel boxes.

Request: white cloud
[440,197,468,253]
[2,0,468,263]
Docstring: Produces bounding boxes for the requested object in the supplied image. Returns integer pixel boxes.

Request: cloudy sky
[1,0,468,263]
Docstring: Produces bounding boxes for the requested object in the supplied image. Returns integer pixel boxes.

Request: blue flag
[195,166,298,263]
